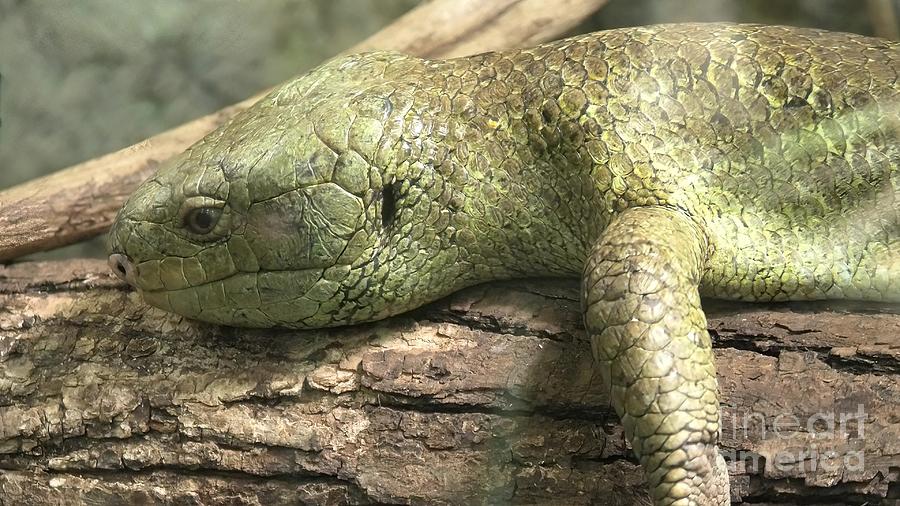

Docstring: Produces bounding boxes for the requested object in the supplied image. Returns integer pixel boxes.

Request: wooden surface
[1,260,898,505]
[0,0,609,262]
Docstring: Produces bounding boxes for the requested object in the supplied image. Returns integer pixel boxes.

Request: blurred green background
[0,0,896,258]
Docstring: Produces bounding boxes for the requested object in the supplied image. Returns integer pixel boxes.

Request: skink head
[108,52,475,328]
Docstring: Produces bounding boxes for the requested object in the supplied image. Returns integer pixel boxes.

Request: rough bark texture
[0,259,897,505]
[0,0,609,262]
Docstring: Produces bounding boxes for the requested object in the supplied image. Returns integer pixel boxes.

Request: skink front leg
[582,206,729,505]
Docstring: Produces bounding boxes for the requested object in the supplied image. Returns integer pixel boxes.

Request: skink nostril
[108,253,137,287]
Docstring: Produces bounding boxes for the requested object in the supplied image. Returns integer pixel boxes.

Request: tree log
[0,0,609,262]
[1,260,898,505]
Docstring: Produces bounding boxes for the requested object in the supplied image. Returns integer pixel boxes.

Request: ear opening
[381,182,396,228]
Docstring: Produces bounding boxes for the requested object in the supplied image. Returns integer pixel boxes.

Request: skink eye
[184,207,222,235]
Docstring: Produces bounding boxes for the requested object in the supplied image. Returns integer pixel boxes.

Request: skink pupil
[187,207,218,234]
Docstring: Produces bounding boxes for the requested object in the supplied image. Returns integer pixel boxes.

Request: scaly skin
[107,24,900,505]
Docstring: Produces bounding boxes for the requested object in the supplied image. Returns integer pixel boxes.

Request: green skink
[108,23,899,505]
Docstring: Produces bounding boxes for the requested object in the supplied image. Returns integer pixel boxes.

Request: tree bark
[1,260,897,505]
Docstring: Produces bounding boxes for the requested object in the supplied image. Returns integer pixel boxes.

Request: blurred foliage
[0,0,895,258]
[584,0,883,35]
[0,0,420,189]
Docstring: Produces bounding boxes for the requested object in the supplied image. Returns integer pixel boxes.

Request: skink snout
[108,253,137,288]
